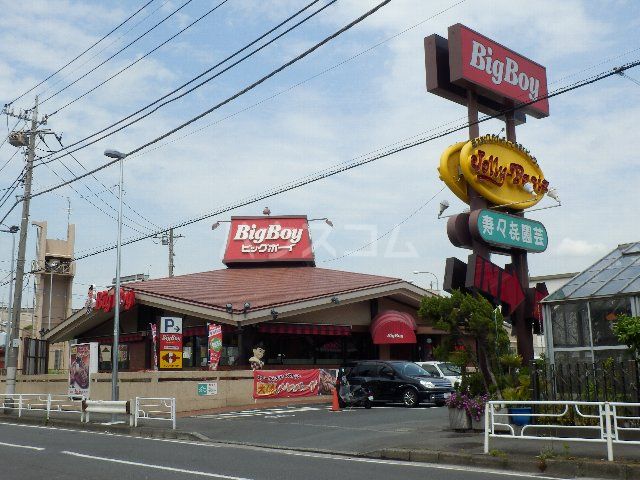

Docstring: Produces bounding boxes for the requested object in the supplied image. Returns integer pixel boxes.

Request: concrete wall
[0,370,326,413]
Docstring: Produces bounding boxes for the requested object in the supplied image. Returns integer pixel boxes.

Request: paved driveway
[178,404,481,454]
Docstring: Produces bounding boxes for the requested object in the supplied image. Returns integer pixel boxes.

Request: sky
[0,0,638,313]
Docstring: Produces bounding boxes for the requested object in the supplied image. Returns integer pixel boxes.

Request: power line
[38,137,153,233]
[40,0,197,106]
[39,0,329,159]
[36,0,172,100]
[50,0,231,115]
[68,59,640,261]
[321,187,446,263]
[52,135,161,230]
[7,0,156,107]
[28,56,640,207]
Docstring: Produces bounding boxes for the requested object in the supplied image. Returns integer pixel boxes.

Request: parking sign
[160,316,182,334]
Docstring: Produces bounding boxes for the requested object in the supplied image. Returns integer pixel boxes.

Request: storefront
[542,241,640,364]
[45,216,445,371]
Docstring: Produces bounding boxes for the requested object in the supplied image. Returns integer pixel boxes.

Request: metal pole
[112,154,124,404]
[6,97,38,395]
[4,232,16,367]
[47,270,53,331]
[168,228,174,277]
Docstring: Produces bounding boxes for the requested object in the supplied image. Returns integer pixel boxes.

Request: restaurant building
[45,215,444,371]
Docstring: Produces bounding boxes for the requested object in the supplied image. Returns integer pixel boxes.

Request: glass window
[397,362,427,377]
[379,365,394,377]
[439,362,462,376]
[421,364,440,376]
[554,350,593,364]
[589,297,632,347]
[551,303,590,348]
[315,336,344,365]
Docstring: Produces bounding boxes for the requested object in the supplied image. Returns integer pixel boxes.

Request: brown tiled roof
[126,267,402,312]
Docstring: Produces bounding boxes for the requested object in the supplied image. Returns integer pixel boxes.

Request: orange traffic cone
[331,387,341,412]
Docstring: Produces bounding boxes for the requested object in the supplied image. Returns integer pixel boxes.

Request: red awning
[370,310,417,344]
[258,323,351,336]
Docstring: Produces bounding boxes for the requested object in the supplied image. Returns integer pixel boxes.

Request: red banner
[150,323,158,370]
[253,369,320,399]
[207,323,223,371]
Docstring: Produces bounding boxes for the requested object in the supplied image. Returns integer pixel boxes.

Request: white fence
[484,401,640,461]
[1,394,83,419]
[1,393,175,430]
[133,397,176,430]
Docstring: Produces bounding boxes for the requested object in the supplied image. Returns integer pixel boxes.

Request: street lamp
[1,225,19,367]
[413,271,439,291]
[104,149,126,404]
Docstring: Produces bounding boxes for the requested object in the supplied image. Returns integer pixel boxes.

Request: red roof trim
[258,323,351,336]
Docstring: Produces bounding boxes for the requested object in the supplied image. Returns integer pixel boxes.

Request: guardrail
[133,397,176,430]
[484,400,640,461]
[82,399,130,423]
[1,393,83,419]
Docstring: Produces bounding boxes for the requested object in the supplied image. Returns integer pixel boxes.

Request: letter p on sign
[161,316,182,334]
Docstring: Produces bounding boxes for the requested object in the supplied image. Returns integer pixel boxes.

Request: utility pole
[158,228,183,278]
[5,97,38,394]
[168,228,175,278]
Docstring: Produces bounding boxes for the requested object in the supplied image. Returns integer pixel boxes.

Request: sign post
[426,23,552,363]
[159,317,183,369]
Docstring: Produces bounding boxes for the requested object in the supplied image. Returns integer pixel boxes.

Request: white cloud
[555,238,609,257]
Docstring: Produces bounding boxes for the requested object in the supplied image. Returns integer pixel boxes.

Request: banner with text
[207,323,223,371]
[253,369,320,399]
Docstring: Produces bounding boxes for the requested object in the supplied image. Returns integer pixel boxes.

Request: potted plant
[446,391,471,431]
[502,374,532,426]
[468,393,490,430]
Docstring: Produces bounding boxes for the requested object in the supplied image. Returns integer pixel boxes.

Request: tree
[419,290,511,393]
[613,315,640,358]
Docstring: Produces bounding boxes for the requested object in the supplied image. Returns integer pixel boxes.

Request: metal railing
[484,400,640,461]
[133,397,176,430]
[0,393,84,419]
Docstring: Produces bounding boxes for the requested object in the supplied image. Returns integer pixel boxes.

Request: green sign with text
[473,209,547,252]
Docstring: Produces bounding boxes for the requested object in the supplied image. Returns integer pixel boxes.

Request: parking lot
[178,403,483,455]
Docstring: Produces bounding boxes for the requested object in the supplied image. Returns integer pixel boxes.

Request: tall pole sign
[425,24,551,363]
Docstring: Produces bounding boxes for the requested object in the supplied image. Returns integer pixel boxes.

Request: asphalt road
[0,420,567,480]
[180,404,481,454]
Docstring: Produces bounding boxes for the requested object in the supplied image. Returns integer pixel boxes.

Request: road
[0,420,565,480]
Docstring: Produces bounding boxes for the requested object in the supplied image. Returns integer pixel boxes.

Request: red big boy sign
[448,24,549,118]
[223,216,315,266]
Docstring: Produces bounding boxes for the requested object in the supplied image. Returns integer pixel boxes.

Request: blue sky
[0,0,639,310]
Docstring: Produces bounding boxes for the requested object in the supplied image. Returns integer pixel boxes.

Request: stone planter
[448,407,471,431]
[471,414,485,431]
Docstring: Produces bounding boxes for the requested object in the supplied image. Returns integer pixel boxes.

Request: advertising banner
[69,342,98,397]
[150,323,158,370]
[207,323,223,371]
[253,369,320,399]
[223,216,314,265]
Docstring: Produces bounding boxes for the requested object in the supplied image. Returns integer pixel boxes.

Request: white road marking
[195,406,323,420]
[0,440,45,451]
[0,421,580,479]
[61,451,253,479]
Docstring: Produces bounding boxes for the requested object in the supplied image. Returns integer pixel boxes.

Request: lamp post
[1,226,18,367]
[104,149,126,404]
[412,270,439,291]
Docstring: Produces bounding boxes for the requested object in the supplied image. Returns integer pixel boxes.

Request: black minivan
[337,360,454,407]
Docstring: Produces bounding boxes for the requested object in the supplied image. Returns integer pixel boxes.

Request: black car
[337,360,454,407]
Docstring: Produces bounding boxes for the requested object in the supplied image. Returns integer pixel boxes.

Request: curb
[0,414,202,442]
[376,448,640,480]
